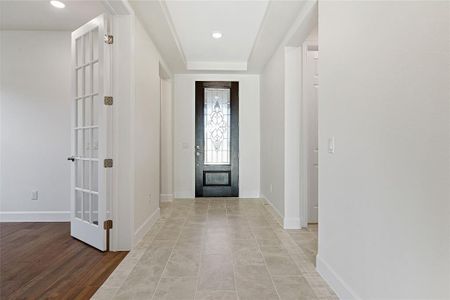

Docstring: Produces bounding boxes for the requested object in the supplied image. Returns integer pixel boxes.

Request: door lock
[67,156,75,162]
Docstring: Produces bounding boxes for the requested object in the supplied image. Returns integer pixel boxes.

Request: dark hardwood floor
[0,222,128,299]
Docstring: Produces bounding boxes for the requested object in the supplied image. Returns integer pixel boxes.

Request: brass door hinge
[104,96,113,105]
[104,34,113,44]
[103,219,113,230]
[104,159,113,168]
[104,219,113,252]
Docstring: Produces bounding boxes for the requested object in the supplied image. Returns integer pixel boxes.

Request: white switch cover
[328,137,335,154]
[31,190,39,200]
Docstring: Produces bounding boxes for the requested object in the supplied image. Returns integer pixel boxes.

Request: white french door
[69,14,112,251]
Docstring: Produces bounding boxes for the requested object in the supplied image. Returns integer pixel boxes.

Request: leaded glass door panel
[195,82,239,197]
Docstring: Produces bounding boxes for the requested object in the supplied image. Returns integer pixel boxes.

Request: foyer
[93,199,334,300]
[1,0,449,299]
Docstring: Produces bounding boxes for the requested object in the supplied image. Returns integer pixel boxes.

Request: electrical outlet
[31,190,39,200]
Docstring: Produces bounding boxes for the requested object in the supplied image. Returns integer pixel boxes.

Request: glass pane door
[74,29,100,226]
[204,88,231,165]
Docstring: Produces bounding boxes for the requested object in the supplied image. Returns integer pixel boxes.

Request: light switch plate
[328,137,335,154]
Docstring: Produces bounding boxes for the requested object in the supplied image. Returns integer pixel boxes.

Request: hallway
[93,199,336,299]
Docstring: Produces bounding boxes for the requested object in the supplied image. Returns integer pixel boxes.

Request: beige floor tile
[91,287,118,300]
[251,227,279,240]
[162,249,201,277]
[195,290,238,300]
[153,277,197,300]
[260,247,301,276]
[96,198,335,300]
[234,264,279,300]
[272,276,317,300]
[198,254,235,291]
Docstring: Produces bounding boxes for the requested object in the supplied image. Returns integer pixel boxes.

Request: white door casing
[70,14,112,251]
[302,44,319,224]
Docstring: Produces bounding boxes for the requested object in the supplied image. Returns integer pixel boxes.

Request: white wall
[131,18,162,243]
[173,74,260,198]
[112,15,134,250]
[260,1,317,226]
[160,78,173,201]
[260,47,285,217]
[317,2,450,299]
[0,31,71,221]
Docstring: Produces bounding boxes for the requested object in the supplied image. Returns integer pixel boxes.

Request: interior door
[195,81,239,197]
[69,14,112,251]
[305,48,319,223]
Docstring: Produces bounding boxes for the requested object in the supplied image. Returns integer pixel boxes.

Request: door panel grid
[71,14,111,250]
[74,29,101,226]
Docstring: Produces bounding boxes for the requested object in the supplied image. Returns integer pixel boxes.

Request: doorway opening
[195,81,239,197]
[301,39,319,229]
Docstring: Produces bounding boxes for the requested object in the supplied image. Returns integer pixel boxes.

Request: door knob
[196,152,200,156]
[67,156,75,162]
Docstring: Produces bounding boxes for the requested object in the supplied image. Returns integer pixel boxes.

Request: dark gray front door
[195,81,239,197]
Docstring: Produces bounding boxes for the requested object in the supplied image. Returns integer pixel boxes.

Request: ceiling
[0,0,311,73]
[130,0,308,73]
[0,0,107,31]
[165,0,268,71]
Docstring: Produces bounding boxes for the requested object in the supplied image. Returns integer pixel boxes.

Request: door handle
[196,152,201,156]
[67,156,75,162]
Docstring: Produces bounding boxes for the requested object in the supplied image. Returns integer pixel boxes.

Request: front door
[69,14,112,251]
[195,81,239,197]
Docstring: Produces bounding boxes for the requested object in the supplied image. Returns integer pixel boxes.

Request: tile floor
[93,198,337,300]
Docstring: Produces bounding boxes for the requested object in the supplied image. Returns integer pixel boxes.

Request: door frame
[300,42,319,228]
[195,81,239,197]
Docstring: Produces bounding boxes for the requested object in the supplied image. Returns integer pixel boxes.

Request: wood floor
[0,222,128,300]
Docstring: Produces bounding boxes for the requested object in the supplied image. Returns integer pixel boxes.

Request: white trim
[186,61,247,71]
[160,194,174,202]
[174,192,194,199]
[159,0,187,66]
[283,217,301,229]
[260,194,283,226]
[246,0,273,62]
[0,211,70,222]
[103,0,135,15]
[261,194,301,229]
[239,191,261,198]
[133,207,160,247]
[316,255,360,300]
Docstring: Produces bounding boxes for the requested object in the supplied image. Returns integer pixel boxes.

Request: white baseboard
[0,211,70,222]
[283,217,301,229]
[160,194,174,202]
[316,254,360,300]
[260,195,301,229]
[239,191,261,198]
[260,194,284,225]
[133,207,160,247]
[174,191,194,199]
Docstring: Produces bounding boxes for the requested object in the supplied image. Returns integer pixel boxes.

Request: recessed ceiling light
[212,32,222,39]
[50,1,65,8]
